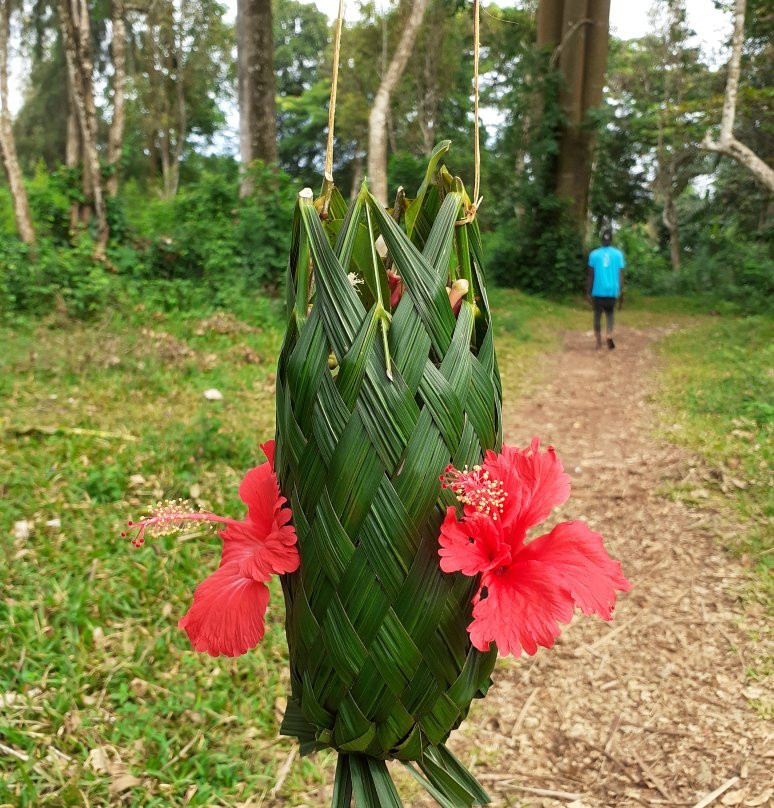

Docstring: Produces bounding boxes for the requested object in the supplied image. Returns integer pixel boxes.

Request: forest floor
[427,323,773,808]
[1,295,771,807]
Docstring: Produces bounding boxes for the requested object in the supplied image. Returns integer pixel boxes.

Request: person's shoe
[607,338,616,350]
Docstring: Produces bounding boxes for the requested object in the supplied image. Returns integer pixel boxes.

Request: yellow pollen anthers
[440,463,507,519]
[124,498,205,547]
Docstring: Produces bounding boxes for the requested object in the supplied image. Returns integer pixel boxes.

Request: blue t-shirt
[589,246,625,298]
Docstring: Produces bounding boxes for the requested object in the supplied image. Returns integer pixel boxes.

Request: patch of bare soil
[442,326,772,808]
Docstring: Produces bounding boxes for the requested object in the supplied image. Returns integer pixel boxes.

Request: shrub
[616,221,773,312]
[486,195,584,297]
[0,161,296,318]
[0,236,115,318]
[128,162,294,291]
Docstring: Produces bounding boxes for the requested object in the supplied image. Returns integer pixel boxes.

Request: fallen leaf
[109,773,142,794]
[58,709,81,737]
[274,696,287,726]
[92,626,106,649]
[87,745,142,795]
[746,788,773,806]
[183,784,198,806]
[86,745,113,774]
[14,520,30,539]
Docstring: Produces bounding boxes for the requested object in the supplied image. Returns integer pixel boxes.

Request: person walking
[586,227,625,350]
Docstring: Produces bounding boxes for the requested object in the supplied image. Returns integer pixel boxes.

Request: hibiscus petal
[468,561,574,655]
[219,519,299,580]
[238,462,281,534]
[178,561,270,657]
[467,520,629,656]
[438,507,511,576]
[260,440,275,468]
[238,527,300,579]
[484,438,571,541]
[219,461,299,580]
[218,522,272,581]
[517,520,631,619]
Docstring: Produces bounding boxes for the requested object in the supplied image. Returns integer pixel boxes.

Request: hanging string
[325,0,345,179]
[481,6,521,26]
[472,0,482,212]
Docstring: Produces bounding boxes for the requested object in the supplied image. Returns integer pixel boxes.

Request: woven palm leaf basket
[122,4,633,803]
[274,144,501,807]
[126,141,630,805]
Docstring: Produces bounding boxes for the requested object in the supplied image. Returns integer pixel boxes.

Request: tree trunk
[58,0,109,255]
[418,16,442,157]
[701,0,774,191]
[574,0,610,220]
[663,193,681,272]
[554,0,590,221]
[368,0,431,204]
[0,0,35,244]
[237,0,277,196]
[107,0,126,198]
[66,91,80,231]
[168,11,185,198]
[537,0,610,229]
[537,0,563,48]
[350,151,364,201]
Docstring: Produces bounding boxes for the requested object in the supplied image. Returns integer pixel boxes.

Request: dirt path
[445,326,771,808]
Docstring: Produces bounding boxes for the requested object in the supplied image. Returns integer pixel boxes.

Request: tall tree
[368,0,431,204]
[537,0,611,229]
[0,0,35,244]
[58,0,108,254]
[237,0,277,194]
[106,0,126,198]
[126,0,230,196]
[653,0,688,271]
[701,0,774,192]
[273,0,329,180]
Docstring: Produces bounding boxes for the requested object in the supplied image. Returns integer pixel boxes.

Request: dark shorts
[593,296,616,332]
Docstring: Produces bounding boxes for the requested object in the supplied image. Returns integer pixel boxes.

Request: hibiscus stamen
[124,498,242,547]
[440,464,507,519]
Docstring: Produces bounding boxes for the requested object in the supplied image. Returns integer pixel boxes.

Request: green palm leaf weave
[275,148,502,807]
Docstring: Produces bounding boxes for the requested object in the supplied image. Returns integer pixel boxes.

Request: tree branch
[701,0,774,192]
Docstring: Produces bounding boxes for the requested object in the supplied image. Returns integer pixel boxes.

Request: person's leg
[605,299,615,349]
[593,298,603,349]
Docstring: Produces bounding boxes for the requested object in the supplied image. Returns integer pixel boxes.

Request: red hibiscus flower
[439,438,630,657]
[125,441,299,658]
[387,269,405,308]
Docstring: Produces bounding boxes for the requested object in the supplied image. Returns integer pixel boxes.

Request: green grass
[1,291,770,806]
[656,314,774,600]
[0,299,343,806]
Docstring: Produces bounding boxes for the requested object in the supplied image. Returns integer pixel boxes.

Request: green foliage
[0,163,295,318]
[615,224,672,290]
[2,0,771,308]
[0,236,113,318]
[658,315,774,591]
[486,195,584,297]
[485,48,585,297]
[132,164,294,287]
[12,42,69,172]
[0,302,307,808]
[387,150,428,197]
[616,217,773,312]
[26,162,75,243]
